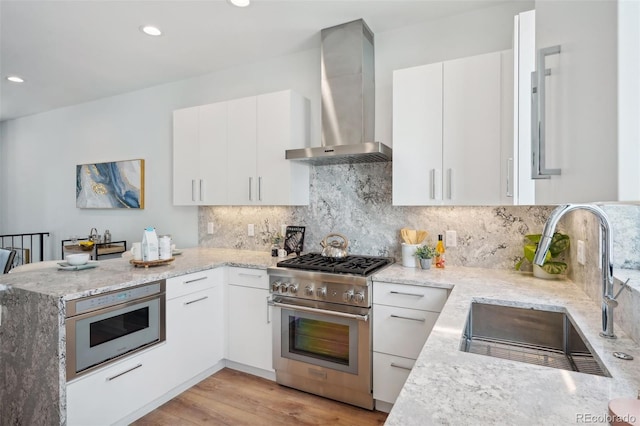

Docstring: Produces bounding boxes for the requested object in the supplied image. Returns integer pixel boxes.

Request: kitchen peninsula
[1,248,639,425]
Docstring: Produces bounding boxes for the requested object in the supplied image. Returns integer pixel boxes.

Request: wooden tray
[130,258,175,268]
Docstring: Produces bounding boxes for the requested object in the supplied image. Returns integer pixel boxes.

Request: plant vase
[419,258,432,270]
[533,264,561,280]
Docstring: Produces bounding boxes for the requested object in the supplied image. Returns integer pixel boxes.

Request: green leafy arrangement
[515,232,570,275]
[414,245,438,260]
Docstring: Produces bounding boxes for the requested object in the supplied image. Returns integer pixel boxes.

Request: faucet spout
[533,204,616,338]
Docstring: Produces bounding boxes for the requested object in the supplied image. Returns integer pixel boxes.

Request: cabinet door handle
[391,314,426,323]
[238,272,263,279]
[506,158,513,197]
[184,276,208,284]
[191,179,196,202]
[258,177,262,201]
[446,168,453,200]
[106,363,143,381]
[390,291,424,298]
[199,179,204,201]
[248,177,253,201]
[390,362,413,371]
[429,169,435,200]
[266,295,271,324]
[531,44,562,179]
[184,296,208,306]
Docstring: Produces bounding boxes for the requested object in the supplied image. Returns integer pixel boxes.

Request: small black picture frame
[284,226,306,255]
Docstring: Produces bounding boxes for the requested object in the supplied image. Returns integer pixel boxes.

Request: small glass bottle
[435,234,446,269]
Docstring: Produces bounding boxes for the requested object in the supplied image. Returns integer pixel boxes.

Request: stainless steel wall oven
[65,280,166,381]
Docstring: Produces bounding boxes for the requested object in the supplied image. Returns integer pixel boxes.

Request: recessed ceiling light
[6,76,25,83]
[140,25,162,36]
[228,0,250,7]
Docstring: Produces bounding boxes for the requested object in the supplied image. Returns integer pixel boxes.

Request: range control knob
[288,284,299,295]
[354,292,365,303]
[279,283,289,294]
[271,281,282,293]
[305,286,314,296]
[343,290,354,302]
[316,287,327,298]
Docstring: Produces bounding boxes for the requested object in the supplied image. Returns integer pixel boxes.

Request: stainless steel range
[268,253,394,410]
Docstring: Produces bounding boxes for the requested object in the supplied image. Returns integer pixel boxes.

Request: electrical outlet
[207,222,214,234]
[577,240,586,265]
[248,224,255,237]
[445,230,457,247]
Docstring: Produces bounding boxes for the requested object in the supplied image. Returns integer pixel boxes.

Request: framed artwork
[76,159,145,209]
[284,226,306,255]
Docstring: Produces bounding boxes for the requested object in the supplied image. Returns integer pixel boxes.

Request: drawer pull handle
[390,362,413,371]
[106,363,142,381]
[238,273,263,278]
[390,291,424,298]
[184,296,208,306]
[390,314,425,323]
[184,276,207,284]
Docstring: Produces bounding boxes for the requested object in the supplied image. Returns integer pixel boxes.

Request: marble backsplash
[199,163,556,270]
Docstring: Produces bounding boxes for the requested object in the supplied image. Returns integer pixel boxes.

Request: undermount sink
[460,302,610,377]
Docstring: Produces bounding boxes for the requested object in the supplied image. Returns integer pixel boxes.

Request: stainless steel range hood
[286,19,392,165]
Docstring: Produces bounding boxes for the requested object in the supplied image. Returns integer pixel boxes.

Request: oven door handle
[269,300,369,322]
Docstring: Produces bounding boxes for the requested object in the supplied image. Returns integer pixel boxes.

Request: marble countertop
[375,264,640,425]
[3,248,639,424]
[1,247,281,300]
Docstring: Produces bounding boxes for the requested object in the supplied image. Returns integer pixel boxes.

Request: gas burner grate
[277,253,393,276]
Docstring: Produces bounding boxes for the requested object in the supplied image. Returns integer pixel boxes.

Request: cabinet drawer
[227,267,268,289]
[373,304,439,359]
[373,282,448,312]
[373,352,415,405]
[166,268,222,300]
[67,348,167,425]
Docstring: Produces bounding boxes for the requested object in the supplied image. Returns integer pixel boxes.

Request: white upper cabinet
[173,102,227,205]
[393,50,509,206]
[227,96,258,205]
[173,90,310,206]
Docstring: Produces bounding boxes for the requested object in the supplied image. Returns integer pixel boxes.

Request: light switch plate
[207,222,214,234]
[446,230,457,247]
[248,224,255,237]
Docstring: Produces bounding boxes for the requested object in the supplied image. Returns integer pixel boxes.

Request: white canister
[159,235,172,260]
[401,243,420,268]
[142,227,159,262]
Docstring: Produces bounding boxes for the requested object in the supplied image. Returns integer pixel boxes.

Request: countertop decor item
[78,241,94,251]
[515,232,570,278]
[414,245,437,270]
[76,159,144,209]
[400,228,427,245]
[129,257,175,268]
[284,226,305,255]
[65,253,90,266]
[320,233,348,258]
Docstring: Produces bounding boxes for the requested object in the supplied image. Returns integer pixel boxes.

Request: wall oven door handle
[270,301,369,322]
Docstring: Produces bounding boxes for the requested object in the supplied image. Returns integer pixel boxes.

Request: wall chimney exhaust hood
[286,19,392,165]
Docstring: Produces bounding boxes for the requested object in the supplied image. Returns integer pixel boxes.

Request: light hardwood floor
[132,368,388,425]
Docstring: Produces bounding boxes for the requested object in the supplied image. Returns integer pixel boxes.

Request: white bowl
[66,253,90,266]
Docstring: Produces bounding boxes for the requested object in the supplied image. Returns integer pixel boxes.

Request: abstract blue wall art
[76,159,145,209]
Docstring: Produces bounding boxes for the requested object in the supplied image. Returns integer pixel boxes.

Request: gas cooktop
[276,253,394,277]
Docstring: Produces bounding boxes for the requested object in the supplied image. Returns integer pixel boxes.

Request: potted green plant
[414,245,438,269]
[515,232,570,279]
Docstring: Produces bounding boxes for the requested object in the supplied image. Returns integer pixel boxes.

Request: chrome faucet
[533,204,618,339]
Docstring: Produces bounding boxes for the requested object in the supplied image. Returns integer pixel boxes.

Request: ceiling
[0,0,510,122]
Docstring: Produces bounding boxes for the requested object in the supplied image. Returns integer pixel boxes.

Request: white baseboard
[224,359,276,381]
[375,400,394,413]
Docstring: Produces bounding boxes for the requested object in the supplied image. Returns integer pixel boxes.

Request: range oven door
[66,286,166,381]
[271,296,373,409]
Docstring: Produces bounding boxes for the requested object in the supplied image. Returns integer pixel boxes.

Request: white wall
[0,1,530,260]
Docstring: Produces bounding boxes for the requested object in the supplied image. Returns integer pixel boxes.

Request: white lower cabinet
[66,268,225,425]
[372,282,449,409]
[226,267,273,373]
[66,349,169,426]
